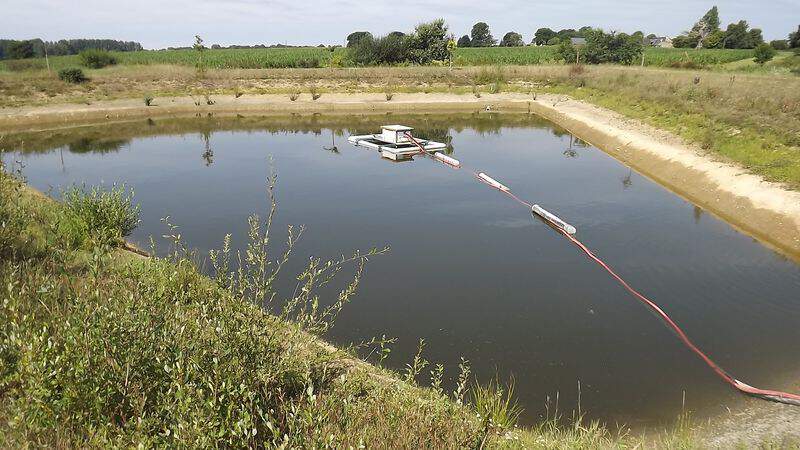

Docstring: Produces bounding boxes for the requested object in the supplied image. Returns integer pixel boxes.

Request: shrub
[144,96,154,106]
[349,33,409,66]
[60,184,140,248]
[770,40,789,51]
[58,68,86,83]
[79,49,118,69]
[347,19,448,66]
[0,163,25,256]
[753,43,777,65]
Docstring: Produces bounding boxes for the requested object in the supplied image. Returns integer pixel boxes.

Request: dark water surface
[4,113,800,426]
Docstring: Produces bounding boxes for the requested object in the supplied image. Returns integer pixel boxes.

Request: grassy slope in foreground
[3,166,702,448]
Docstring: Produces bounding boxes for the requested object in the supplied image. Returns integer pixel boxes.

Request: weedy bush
[79,49,118,69]
[143,96,154,106]
[385,91,394,101]
[472,377,523,445]
[57,67,86,83]
[0,163,25,256]
[310,87,321,100]
[289,91,300,101]
[59,184,140,249]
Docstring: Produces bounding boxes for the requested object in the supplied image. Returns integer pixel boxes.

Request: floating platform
[348,125,447,161]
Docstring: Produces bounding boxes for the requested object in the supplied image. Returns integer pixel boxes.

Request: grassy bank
[0,165,491,447]
[5,163,703,448]
[0,47,758,72]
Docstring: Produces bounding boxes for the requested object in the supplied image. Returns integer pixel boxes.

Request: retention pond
[4,113,800,426]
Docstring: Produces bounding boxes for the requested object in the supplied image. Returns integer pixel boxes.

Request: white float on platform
[348,125,447,161]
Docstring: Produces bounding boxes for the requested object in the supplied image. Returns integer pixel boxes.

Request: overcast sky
[2,0,797,48]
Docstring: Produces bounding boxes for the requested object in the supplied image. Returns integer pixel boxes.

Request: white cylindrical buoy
[532,204,577,235]
[433,152,461,167]
[477,172,510,192]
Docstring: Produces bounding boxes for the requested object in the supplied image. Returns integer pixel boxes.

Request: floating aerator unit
[348,125,447,161]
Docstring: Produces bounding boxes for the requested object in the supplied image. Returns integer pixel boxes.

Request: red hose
[403,131,800,407]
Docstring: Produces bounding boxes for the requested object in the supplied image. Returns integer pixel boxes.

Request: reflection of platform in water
[348,125,447,161]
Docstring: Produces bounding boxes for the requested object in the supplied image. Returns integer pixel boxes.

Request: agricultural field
[0,46,758,72]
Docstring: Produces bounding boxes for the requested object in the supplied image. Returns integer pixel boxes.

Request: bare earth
[1,92,799,445]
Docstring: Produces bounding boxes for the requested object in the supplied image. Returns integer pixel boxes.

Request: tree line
[456,23,606,48]
[672,6,798,50]
[0,39,142,60]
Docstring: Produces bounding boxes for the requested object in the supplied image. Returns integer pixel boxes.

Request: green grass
[0,47,756,72]
[533,66,800,187]
[0,166,484,447]
[454,46,561,65]
[643,47,754,67]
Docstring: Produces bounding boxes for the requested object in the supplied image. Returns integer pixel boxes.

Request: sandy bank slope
[529,93,800,259]
[1,91,799,258]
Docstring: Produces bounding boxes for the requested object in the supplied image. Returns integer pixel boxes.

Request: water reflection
[201,132,214,166]
[68,137,130,154]
[322,130,339,154]
[622,169,633,189]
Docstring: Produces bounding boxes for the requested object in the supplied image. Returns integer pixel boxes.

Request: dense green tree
[753,43,776,64]
[702,30,726,48]
[546,37,561,46]
[770,40,788,50]
[470,22,496,47]
[556,28,579,41]
[790,25,800,48]
[346,31,372,48]
[347,19,449,65]
[457,35,471,47]
[748,28,764,47]
[533,28,556,45]
[408,19,449,63]
[8,40,34,59]
[672,35,698,48]
[723,20,754,48]
[692,6,720,36]
[499,32,524,47]
[676,5,720,48]
[558,28,643,65]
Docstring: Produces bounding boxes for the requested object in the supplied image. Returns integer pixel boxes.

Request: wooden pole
[44,45,51,73]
